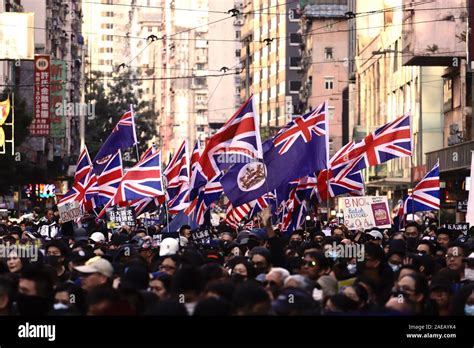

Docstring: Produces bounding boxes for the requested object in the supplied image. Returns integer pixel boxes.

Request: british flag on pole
[192,95,262,193]
[93,108,138,174]
[95,150,123,207]
[164,140,190,214]
[404,160,440,213]
[331,114,412,181]
[59,146,94,207]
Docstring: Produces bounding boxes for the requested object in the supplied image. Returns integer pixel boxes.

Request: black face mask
[254,265,267,276]
[231,273,246,283]
[16,294,52,315]
[45,255,61,267]
[405,237,419,252]
[289,240,302,249]
[247,239,259,250]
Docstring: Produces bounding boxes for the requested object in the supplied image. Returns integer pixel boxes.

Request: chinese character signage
[30,55,50,136]
[50,60,66,138]
[106,206,136,228]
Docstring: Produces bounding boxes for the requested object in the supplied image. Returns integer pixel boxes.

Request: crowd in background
[0,206,473,316]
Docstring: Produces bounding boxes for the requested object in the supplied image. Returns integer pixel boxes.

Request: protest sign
[58,201,81,223]
[106,206,136,228]
[442,223,469,236]
[339,196,392,230]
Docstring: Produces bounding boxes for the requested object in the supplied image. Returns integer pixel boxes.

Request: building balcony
[302,0,348,18]
[401,0,466,66]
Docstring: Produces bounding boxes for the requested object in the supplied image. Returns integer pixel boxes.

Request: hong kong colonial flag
[221,101,329,207]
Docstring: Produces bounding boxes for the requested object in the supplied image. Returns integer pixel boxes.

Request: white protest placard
[58,201,81,223]
[338,196,392,230]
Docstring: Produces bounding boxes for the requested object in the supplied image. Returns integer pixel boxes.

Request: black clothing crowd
[0,206,473,316]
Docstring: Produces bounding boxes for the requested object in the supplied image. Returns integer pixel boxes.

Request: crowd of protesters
[0,206,473,316]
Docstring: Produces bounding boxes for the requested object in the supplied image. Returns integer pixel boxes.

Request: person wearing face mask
[389,273,435,315]
[53,282,86,314]
[358,242,394,306]
[451,283,474,315]
[15,264,54,315]
[385,239,407,274]
[44,240,70,283]
[249,247,272,278]
[404,222,421,252]
[288,230,304,250]
[226,256,255,282]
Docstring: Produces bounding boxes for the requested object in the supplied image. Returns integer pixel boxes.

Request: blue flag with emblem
[221,101,328,207]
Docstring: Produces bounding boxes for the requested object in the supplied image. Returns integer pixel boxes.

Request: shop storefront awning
[365,177,411,188]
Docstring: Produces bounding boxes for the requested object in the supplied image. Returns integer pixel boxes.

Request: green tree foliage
[85,69,156,161]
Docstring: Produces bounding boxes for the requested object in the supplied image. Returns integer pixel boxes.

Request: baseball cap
[367,230,383,240]
[249,228,267,241]
[159,238,179,257]
[236,231,250,245]
[90,232,106,243]
[73,227,89,242]
[75,256,113,278]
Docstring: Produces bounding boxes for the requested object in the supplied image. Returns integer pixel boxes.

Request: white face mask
[347,263,357,274]
[465,267,474,281]
[53,303,68,311]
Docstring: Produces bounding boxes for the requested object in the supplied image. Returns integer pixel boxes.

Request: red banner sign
[30,54,50,136]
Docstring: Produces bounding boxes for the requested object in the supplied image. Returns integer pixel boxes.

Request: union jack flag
[95,150,123,207]
[98,151,164,218]
[93,108,137,174]
[188,141,202,201]
[404,160,440,213]
[195,95,262,186]
[192,177,223,225]
[59,147,94,206]
[273,103,327,155]
[331,114,412,181]
[113,150,164,204]
[314,169,364,201]
[140,144,157,161]
[164,140,190,213]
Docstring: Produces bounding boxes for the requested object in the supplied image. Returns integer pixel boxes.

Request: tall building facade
[160,0,244,154]
[207,0,243,133]
[353,0,466,211]
[299,0,349,157]
[240,0,302,135]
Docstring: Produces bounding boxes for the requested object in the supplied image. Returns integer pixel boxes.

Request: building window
[101,23,113,29]
[99,47,113,53]
[290,57,301,69]
[324,77,334,90]
[194,77,206,86]
[289,81,302,93]
[235,49,241,57]
[197,125,205,132]
[101,11,113,17]
[101,0,113,4]
[328,106,335,120]
[289,33,302,45]
[101,35,113,41]
[289,9,301,21]
[324,47,333,60]
[236,30,241,39]
[196,63,205,70]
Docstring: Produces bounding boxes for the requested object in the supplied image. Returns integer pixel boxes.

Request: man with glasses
[446,242,467,281]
